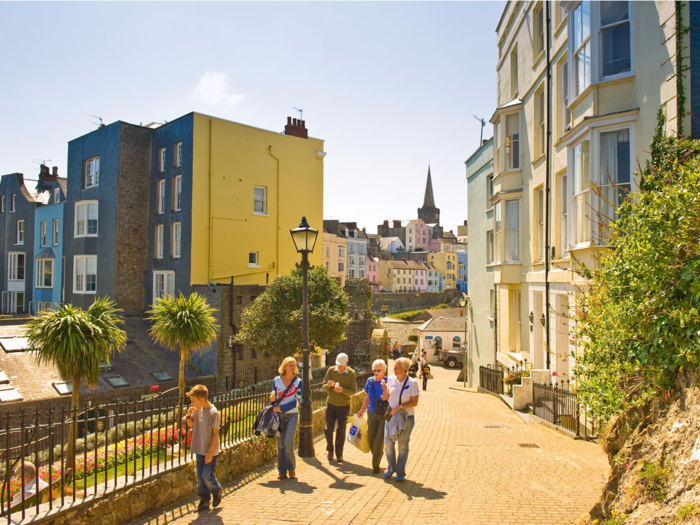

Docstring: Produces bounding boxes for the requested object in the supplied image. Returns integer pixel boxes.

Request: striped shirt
[272,376,303,414]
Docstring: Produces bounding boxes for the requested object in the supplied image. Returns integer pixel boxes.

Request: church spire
[423,165,435,208]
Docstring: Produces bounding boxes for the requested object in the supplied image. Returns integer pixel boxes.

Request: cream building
[428,251,457,290]
[487,1,693,380]
[322,229,348,286]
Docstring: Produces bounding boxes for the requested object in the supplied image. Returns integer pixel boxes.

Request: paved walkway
[124,365,609,525]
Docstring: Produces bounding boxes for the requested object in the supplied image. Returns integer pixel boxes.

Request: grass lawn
[73,454,173,491]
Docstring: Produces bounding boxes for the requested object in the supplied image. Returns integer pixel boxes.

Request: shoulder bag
[384,376,410,422]
[370,379,389,416]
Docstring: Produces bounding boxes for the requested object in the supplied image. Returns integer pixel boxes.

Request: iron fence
[479,365,504,395]
[532,380,599,439]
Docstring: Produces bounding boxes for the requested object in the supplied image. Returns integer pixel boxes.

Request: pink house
[406,219,430,252]
[412,267,427,292]
[367,255,382,292]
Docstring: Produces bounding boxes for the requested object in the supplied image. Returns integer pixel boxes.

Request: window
[39,221,46,246]
[349,255,356,265]
[36,259,53,288]
[572,139,591,244]
[173,175,182,212]
[536,89,545,157]
[157,180,165,215]
[236,296,242,305]
[571,1,591,97]
[16,220,24,245]
[600,1,630,78]
[153,271,175,301]
[172,222,181,258]
[490,289,495,319]
[560,173,569,254]
[509,290,522,352]
[74,255,97,293]
[151,371,173,382]
[75,201,98,237]
[339,246,345,258]
[536,188,545,262]
[349,269,355,278]
[494,202,502,263]
[359,269,365,278]
[487,230,494,264]
[8,253,25,281]
[235,345,244,361]
[338,261,345,272]
[487,175,494,207]
[10,194,15,212]
[156,224,164,259]
[510,45,519,98]
[534,3,544,57]
[53,219,59,246]
[53,188,60,203]
[561,59,572,133]
[253,186,266,214]
[495,122,501,173]
[1,195,4,212]
[599,128,631,228]
[52,382,72,396]
[505,113,520,170]
[84,157,100,188]
[248,252,259,267]
[174,142,182,168]
[105,376,129,388]
[505,200,520,263]
[250,348,258,360]
[159,148,166,172]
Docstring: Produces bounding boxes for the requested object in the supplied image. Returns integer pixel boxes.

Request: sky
[0,1,503,235]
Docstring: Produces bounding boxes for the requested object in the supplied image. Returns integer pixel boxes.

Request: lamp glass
[290,217,319,253]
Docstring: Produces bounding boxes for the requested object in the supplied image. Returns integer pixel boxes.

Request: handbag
[384,376,410,422]
[254,377,296,437]
[370,379,389,416]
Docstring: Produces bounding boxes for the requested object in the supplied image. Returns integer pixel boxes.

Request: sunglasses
[372,369,383,373]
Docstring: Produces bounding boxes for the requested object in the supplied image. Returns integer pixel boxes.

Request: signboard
[424,336,433,340]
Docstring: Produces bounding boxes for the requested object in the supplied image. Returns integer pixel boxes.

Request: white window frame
[560,172,569,256]
[359,269,365,278]
[53,219,59,246]
[560,57,572,135]
[74,201,99,238]
[157,180,165,215]
[569,1,591,100]
[253,186,267,215]
[1,195,4,212]
[174,142,182,168]
[156,224,164,259]
[41,221,46,247]
[510,44,518,98]
[248,252,259,268]
[535,87,545,158]
[494,202,502,263]
[487,230,494,265]
[338,261,345,272]
[84,157,100,188]
[172,222,182,259]
[36,259,53,288]
[8,252,25,281]
[173,175,182,212]
[153,270,175,301]
[533,2,544,58]
[570,136,592,247]
[53,188,60,203]
[16,220,24,245]
[10,194,15,212]
[159,147,166,172]
[348,268,355,278]
[504,111,521,171]
[536,188,545,262]
[505,199,520,263]
[74,255,97,294]
[596,1,633,82]
[339,246,345,258]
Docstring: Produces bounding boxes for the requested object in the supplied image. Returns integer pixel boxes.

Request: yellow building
[483,1,690,379]
[322,228,348,286]
[189,114,324,286]
[428,251,457,289]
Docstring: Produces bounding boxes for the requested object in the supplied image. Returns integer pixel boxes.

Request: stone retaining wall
[34,392,367,525]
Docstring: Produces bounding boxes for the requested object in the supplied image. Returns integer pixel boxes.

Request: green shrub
[408,335,419,344]
[593,509,627,525]
[637,459,672,502]
[674,503,700,523]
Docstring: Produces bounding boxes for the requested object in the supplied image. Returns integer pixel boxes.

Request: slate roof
[417,316,468,333]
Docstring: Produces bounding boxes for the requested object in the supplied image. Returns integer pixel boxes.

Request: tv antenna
[293,107,304,121]
[473,115,486,146]
[91,115,103,128]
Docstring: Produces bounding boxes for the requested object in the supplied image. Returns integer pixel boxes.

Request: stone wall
[371,289,461,315]
[38,391,367,525]
[370,328,389,364]
[329,278,374,368]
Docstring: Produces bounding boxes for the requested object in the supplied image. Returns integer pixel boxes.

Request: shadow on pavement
[258,478,318,494]
[190,507,226,523]
[300,457,365,491]
[388,479,448,501]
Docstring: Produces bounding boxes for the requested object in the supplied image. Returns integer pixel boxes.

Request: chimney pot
[52,166,58,176]
[293,118,297,126]
[287,116,292,125]
[301,120,305,128]
[383,220,389,227]
[464,220,467,225]
[483,139,488,145]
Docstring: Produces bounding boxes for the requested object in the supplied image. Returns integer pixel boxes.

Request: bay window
[600,1,631,78]
[494,202,502,263]
[505,200,520,263]
[560,173,569,254]
[571,1,591,97]
[8,253,24,281]
[599,128,631,228]
[572,139,591,244]
[536,188,545,262]
[505,113,520,170]
[36,259,53,288]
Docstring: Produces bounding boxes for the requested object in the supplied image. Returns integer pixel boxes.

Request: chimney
[464,220,467,225]
[39,164,57,184]
[483,139,488,146]
[284,116,308,139]
[393,220,401,228]
[52,166,58,177]
[362,227,366,233]
[383,220,389,228]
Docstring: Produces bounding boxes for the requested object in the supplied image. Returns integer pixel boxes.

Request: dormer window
[53,188,60,203]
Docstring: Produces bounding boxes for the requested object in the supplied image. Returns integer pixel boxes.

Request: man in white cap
[322,353,356,462]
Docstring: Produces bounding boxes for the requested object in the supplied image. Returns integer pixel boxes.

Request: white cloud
[192,72,245,107]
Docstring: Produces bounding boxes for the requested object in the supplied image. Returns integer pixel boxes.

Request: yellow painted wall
[191,114,324,286]
[428,252,457,289]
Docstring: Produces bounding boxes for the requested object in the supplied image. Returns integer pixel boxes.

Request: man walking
[322,353,356,462]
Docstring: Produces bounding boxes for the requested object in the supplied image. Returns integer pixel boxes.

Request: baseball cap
[336,353,349,366]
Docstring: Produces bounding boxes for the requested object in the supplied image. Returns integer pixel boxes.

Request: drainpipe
[268,146,280,277]
[229,276,236,380]
[208,118,213,283]
[545,0,552,369]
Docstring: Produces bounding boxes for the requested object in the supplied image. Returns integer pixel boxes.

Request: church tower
[417,166,440,226]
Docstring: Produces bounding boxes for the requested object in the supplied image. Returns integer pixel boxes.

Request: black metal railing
[503,359,529,397]
[479,365,504,395]
[532,380,599,438]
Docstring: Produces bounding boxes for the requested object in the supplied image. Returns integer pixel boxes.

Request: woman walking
[382,357,420,482]
[270,357,302,480]
[420,350,430,391]
[356,359,388,474]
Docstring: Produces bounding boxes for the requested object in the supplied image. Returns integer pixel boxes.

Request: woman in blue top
[270,357,302,480]
[356,359,388,474]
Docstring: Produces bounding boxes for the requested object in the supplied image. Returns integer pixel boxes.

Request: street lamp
[290,217,319,458]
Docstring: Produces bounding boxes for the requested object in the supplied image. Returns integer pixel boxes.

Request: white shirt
[10,477,49,509]
[386,375,420,416]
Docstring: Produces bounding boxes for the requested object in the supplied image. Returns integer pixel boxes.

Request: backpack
[253,378,296,438]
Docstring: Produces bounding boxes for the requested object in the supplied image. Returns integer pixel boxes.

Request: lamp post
[459,294,471,389]
[290,217,319,458]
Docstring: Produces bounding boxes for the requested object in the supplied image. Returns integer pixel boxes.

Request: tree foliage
[235,266,349,360]
[574,117,700,421]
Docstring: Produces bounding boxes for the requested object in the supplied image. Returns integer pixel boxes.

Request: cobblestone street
[125,365,609,525]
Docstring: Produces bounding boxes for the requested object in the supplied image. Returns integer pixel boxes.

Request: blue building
[0,173,41,314]
[339,222,368,279]
[31,165,67,313]
[456,250,468,292]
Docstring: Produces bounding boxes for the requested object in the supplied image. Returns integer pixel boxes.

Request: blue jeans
[384,415,415,477]
[196,454,222,501]
[277,412,298,475]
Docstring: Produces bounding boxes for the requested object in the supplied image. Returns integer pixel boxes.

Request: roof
[0,316,206,405]
[413,307,466,322]
[422,166,436,208]
[384,260,428,271]
[379,237,403,250]
[418,316,468,333]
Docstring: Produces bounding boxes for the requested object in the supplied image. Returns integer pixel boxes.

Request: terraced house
[480,0,699,381]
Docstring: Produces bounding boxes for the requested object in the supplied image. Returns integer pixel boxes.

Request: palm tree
[25,297,127,466]
[147,292,218,401]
